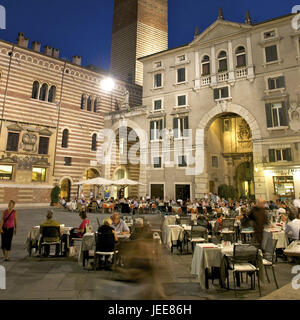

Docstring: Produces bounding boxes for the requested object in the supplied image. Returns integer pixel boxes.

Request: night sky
[0,0,297,70]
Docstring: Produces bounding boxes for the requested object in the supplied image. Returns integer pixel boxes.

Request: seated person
[111,212,130,235]
[97,218,118,252]
[60,198,67,209]
[88,197,98,212]
[284,213,300,241]
[62,211,89,255]
[197,214,211,230]
[40,210,62,257]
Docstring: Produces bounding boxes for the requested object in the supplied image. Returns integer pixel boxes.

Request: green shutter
[283,148,292,161]
[269,149,275,162]
[277,76,285,89]
[279,102,288,126]
[150,121,154,141]
[268,78,274,90]
[184,116,189,137]
[265,103,273,128]
[213,89,219,100]
[173,118,178,138]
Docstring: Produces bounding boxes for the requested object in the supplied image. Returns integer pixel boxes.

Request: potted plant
[51,185,61,206]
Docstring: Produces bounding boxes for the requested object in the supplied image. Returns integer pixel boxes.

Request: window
[32,167,46,182]
[150,119,164,141]
[173,116,189,138]
[87,96,92,112]
[38,137,49,155]
[178,155,187,167]
[0,165,13,181]
[80,94,85,110]
[64,157,72,166]
[213,86,229,100]
[201,55,210,76]
[265,45,278,63]
[39,83,48,101]
[6,132,19,151]
[48,85,56,103]
[265,102,288,128]
[154,99,162,110]
[218,51,228,72]
[153,156,162,168]
[32,81,39,99]
[177,95,187,107]
[236,46,246,67]
[267,76,285,90]
[91,133,97,151]
[177,68,186,83]
[62,129,69,148]
[154,73,162,88]
[212,156,219,168]
[264,30,276,39]
[94,98,98,112]
[269,148,292,162]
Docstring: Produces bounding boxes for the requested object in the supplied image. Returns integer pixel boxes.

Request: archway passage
[114,168,127,199]
[61,178,71,202]
[82,168,100,198]
[206,112,254,199]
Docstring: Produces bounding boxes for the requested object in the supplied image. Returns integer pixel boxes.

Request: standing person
[248,199,269,248]
[0,200,17,261]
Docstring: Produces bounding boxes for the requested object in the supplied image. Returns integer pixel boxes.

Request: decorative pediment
[39,128,53,136]
[6,123,23,132]
[32,157,50,167]
[190,20,252,46]
[0,155,18,164]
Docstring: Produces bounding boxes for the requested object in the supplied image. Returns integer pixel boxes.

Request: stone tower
[110,0,168,86]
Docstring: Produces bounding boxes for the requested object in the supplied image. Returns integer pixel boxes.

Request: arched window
[62,129,69,148]
[39,83,48,101]
[48,85,56,103]
[218,51,227,72]
[91,133,97,151]
[236,46,246,68]
[201,55,210,76]
[32,81,40,99]
[87,96,92,112]
[93,98,98,112]
[80,94,85,110]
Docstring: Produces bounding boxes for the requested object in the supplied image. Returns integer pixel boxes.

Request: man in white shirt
[285,213,300,241]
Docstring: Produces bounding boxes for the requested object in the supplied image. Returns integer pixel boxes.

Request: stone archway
[195,102,265,199]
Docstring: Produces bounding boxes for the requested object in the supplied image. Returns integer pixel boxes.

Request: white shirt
[285,219,300,240]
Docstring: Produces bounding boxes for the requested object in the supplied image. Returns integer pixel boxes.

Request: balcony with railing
[218,72,229,83]
[235,67,248,79]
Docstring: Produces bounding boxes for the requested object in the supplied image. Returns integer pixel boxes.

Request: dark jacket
[96,225,115,252]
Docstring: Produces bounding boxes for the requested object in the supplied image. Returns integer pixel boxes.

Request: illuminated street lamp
[101,77,115,111]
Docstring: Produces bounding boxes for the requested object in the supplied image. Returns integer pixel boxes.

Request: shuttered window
[213,86,229,100]
[154,99,162,110]
[177,95,186,106]
[177,68,186,83]
[268,76,285,90]
[269,148,292,162]
[265,45,278,62]
[38,137,49,155]
[154,73,162,88]
[173,116,189,138]
[91,133,97,151]
[178,155,187,167]
[265,102,288,128]
[150,119,164,141]
[62,129,69,148]
[153,157,162,168]
[6,132,19,152]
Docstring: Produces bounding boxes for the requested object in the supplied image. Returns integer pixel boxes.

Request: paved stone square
[0,208,298,300]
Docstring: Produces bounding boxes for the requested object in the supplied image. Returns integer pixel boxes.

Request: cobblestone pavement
[0,208,298,300]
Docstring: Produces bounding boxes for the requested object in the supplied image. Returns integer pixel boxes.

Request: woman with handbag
[0,200,18,261]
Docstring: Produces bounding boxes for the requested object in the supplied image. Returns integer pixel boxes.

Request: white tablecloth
[262,229,288,249]
[162,225,184,249]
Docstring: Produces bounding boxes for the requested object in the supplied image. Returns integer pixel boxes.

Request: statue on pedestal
[121,88,130,110]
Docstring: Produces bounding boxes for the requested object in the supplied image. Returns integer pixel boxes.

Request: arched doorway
[195,101,266,198]
[61,178,71,202]
[81,168,100,198]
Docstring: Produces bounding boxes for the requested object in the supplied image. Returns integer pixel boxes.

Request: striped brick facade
[0,34,142,206]
[110,0,168,86]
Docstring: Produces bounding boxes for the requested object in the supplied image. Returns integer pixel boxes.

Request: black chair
[186,225,207,253]
[179,217,191,226]
[227,244,261,297]
[94,232,118,270]
[263,238,279,289]
[220,218,236,242]
[120,203,131,214]
[39,226,61,257]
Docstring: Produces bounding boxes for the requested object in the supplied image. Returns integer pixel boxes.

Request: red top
[3,209,15,229]
[77,218,89,238]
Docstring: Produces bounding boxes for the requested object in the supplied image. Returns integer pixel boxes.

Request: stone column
[210,46,217,85]
[246,35,255,80]
[228,40,235,82]
[194,50,201,88]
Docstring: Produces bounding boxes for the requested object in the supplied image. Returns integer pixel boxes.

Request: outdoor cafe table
[262,225,288,249]
[26,225,73,255]
[162,225,184,250]
[78,232,131,266]
[191,243,265,290]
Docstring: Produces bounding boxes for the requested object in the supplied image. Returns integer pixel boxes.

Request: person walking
[0,200,17,261]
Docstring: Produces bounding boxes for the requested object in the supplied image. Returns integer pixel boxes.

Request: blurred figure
[248,199,269,248]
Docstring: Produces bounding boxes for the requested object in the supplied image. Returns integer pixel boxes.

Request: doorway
[175,184,190,201]
[151,184,164,200]
[61,178,71,202]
